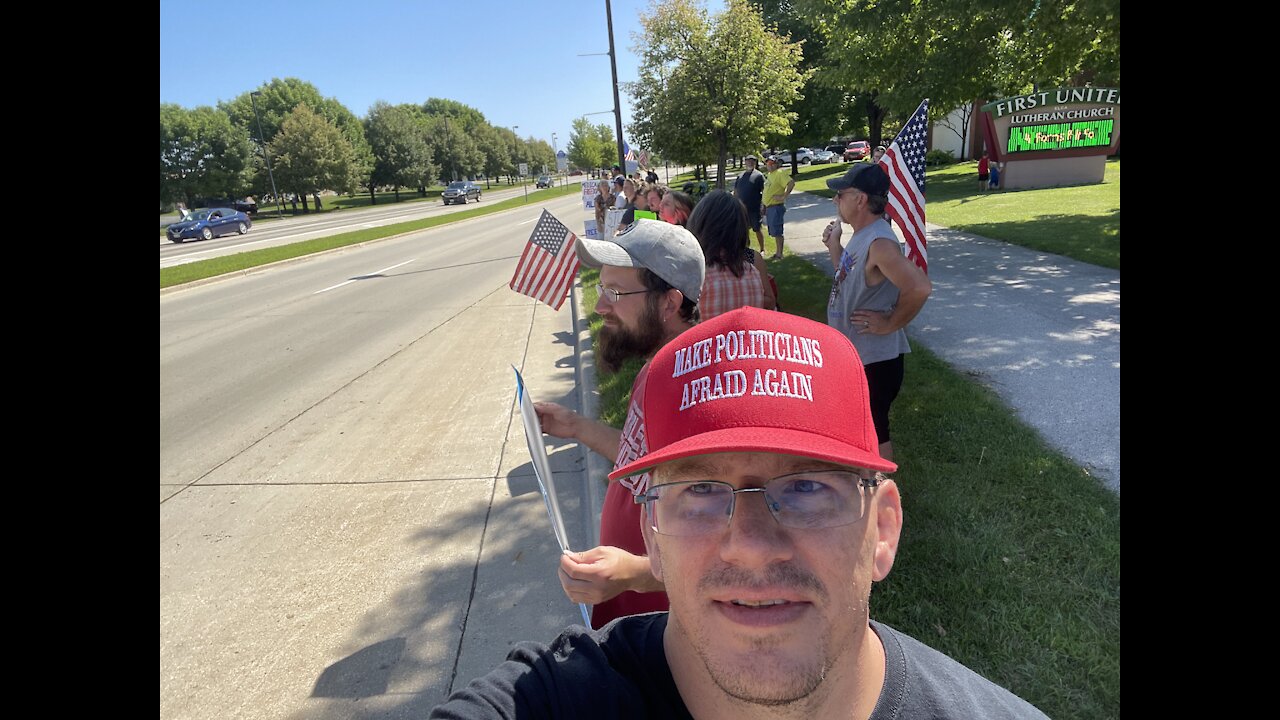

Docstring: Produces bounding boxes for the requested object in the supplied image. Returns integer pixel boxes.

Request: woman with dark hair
[686,190,776,319]
[659,189,694,227]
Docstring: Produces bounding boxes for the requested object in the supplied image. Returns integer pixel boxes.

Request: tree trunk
[395,188,401,202]
[301,194,310,213]
[369,186,377,205]
[313,192,324,211]
[715,133,729,190]
[290,194,299,214]
[418,185,426,197]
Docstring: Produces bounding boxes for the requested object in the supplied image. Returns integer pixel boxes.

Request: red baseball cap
[609,307,897,481]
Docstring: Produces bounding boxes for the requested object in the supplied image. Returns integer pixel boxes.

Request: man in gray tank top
[822,163,932,463]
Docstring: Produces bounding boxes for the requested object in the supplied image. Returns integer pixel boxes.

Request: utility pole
[605,0,626,174]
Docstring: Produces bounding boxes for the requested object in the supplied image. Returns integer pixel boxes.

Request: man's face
[643,452,901,706]
[834,187,865,225]
[596,265,665,372]
[647,190,662,210]
[745,159,757,172]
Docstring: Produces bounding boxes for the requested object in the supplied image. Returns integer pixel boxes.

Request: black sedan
[442,181,482,205]
[167,208,252,243]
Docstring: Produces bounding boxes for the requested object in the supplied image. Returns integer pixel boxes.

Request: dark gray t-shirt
[734,168,765,211]
[430,613,1049,719]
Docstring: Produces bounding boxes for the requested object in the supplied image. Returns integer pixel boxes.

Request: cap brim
[608,426,897,481]
[576,234,639,269]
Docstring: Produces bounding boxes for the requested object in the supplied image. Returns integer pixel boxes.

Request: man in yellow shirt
[763,156,796,260]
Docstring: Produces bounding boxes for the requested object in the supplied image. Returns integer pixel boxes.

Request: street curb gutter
[570,277,606,550]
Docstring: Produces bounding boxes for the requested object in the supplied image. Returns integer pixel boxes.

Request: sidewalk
[770,191,1120,491]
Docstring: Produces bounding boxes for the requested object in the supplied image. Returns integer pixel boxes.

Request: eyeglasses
[634,470,881,537]
[836,188,864,200]
[596,283,650,304]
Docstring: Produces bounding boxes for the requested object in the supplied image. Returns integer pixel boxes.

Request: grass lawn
[775,159,1120,270]
[160,182,581,289]
[577,262,1119,719]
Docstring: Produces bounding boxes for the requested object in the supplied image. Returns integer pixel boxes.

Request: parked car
[774,148,815,165]
[167,208,252,243]
[825,145,848,161]
[811,149,837,164]
[536,175,553,188]
[844,141,871,161]
[442,181,482,205]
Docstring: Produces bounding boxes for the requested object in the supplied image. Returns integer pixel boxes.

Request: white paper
[513,366,592,626]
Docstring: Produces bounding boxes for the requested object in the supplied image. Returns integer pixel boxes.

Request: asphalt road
[161,191,599,718]
[160,181,565,268]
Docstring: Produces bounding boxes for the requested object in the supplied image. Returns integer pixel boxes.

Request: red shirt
[591,364,669,628]
[978,156,990,174]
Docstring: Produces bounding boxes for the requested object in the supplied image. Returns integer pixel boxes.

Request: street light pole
[552,132,558,186]
[513,125,527,202]
[250,91,284,220]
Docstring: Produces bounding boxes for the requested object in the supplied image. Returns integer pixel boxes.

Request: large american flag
[879,99,930,273]
[509,210,581,310]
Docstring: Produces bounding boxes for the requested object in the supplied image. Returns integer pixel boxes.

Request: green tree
[566,117,601,172]
[523,137,556,177]
[160,104,253,207]
[431,115,485,183]
[626,0,808,189]
[222,78,372,206]
[476,124,514,188]
[270,105,359,213]
[365,102,437,203]
[798,0,1119,147]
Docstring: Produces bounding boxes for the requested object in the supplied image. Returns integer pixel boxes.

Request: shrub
[925,149,956,167]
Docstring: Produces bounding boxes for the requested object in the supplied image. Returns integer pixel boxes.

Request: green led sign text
[1007,119,1114,153]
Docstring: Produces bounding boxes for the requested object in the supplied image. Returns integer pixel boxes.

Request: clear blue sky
[160,0,722,149]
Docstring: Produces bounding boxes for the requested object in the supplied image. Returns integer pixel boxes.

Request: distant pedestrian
[989,160,1002,191]
[594,179,615,238]
[687,190,776,319]
[762,156,795,259]
[733,154,766,253]
[614,176,628,209]
[978,151,990,192]
[871,145,887,164]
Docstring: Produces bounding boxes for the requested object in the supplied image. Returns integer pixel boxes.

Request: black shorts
[746,207,762,231]
[864,354,905,444]
[978,173,990,182]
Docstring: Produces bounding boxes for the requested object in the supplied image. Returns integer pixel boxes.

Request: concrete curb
[570,277,607,549]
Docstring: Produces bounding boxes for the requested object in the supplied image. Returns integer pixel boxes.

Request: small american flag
[510,210,581,310]
[624,143,636,162]
[879,99,930,273]
[638,149,649,167]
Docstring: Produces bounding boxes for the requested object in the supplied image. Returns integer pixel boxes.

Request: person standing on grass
[762,156,795,259]
[978,151,990,192]
[687,190,776,319]
[733,154,767,253]
[822,163,932,464]
[432,308,1048,720]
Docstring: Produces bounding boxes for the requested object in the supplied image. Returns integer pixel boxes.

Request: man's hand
[558,546,664,605]
[534,401,581,440]
[822,220,842,248]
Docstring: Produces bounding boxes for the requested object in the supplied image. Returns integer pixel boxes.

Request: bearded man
[535,219,705,628]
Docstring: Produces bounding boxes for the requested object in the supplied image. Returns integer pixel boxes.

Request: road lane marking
[314,259,416,294]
